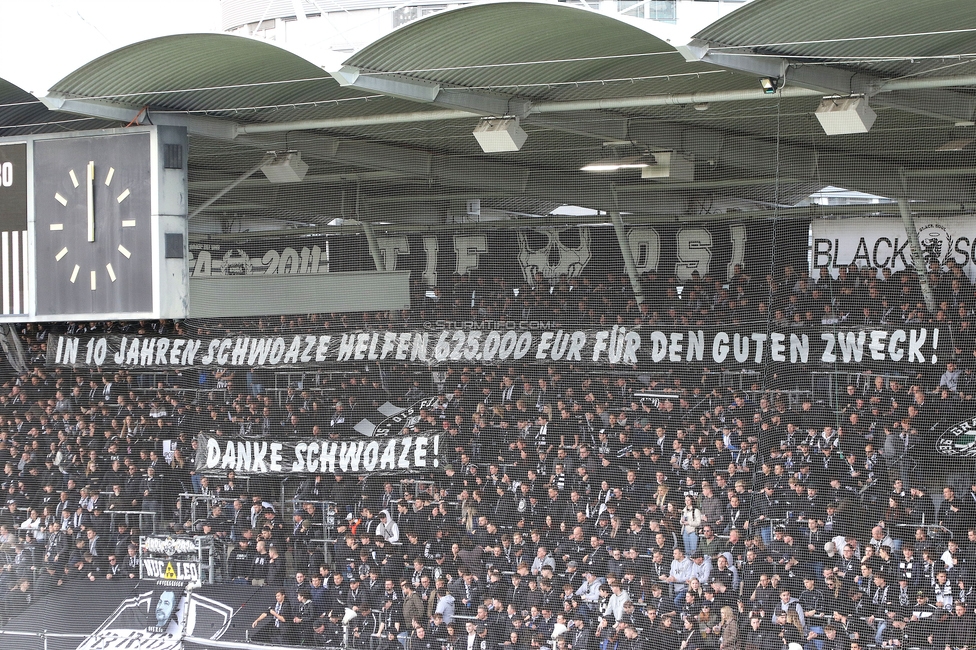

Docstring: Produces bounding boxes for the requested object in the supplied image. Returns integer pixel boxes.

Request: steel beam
[44,68,976,140]
[188,154,275,220]
[685,40,976,124]
[329,65,532,117]
[610,188,645,305]
[40,94,239,140]
[360,220,386,271]
[236,110,471,134]
[896,198,937,313]
[330,65,440,102]
[188,170,402,191]
[186,202,976,242]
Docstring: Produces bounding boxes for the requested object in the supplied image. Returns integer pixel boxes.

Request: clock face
[33,133,153,317]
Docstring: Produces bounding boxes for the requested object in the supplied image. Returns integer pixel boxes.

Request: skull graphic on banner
[516,227,592,284]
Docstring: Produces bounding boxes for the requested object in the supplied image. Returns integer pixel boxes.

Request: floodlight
[580,155,649,172]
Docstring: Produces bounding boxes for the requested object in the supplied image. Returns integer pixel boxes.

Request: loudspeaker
[642,151,695,182]
[261,152,309,183]
[815,97,876,135]
[473,118,527,153]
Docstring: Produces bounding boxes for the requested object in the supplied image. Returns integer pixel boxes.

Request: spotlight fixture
[938,137,976,152]
[759,77,778,94]
[473,117,527,153]
[260,151,308,183]
[814,96,876,135]
[580,154,649,172]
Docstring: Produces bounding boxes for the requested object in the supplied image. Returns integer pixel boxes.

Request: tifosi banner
[195,432,445,475]
[811,216,976,280]
[49,326,945,370]
[191,222,801,286]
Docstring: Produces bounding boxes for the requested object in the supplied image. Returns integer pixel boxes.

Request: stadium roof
[695,0,976,82]
[3,0,976,233]
[0,77,109,136]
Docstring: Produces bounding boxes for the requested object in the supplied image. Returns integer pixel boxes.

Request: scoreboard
[0,126,189,322]
[0,142,28,315]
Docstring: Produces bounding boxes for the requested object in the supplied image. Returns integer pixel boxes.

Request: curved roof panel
[47,33,456,124]
[696,0,976,79]
[0,78,50,131]
[346,2,751,104]
[48,33,341,112]
[0,77,108,135]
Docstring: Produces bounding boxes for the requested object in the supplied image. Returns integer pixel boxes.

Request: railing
[0,629,87,650]
[0,628,347,650]
[105,509,161,535]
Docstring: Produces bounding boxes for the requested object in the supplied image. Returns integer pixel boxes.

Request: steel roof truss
[687,39,976,124]
[330,65,531,117]
[41,94,239,140]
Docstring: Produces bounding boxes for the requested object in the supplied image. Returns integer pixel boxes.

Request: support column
[361,220,402,323]
[361,220,386,271]
[0,323,28,374]
[896,198,937,313]
[609,187,645,304]
[188,154,274,220]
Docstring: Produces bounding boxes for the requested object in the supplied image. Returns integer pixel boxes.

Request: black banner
[4,581,241,650]
[189,221,804,287]
[49,325,945,370]
[332,223,786,287]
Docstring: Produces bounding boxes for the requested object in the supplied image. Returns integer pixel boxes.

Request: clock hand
[87,160,95,242]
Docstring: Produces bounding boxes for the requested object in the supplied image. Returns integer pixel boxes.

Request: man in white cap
[574,570,603,609]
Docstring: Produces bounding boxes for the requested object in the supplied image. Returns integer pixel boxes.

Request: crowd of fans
[402,262,975,343]
[0,261,975,650]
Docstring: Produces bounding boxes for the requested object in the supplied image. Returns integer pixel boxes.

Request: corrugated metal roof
[695,0,976,79]
[25,1,976,223]
[345,2,748,99]
[0,77,109,136]
[49,34,351,115]
[0,78,49,131]
[46,33,457,125]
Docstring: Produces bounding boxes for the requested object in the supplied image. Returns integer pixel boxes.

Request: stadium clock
[33,132,154,316]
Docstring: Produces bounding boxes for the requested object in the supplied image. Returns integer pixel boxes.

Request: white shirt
[575,578,604,604]
[669,557,694,587]
[606,590,630,621]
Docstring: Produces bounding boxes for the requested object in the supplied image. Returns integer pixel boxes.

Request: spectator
[251,590,292,645]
